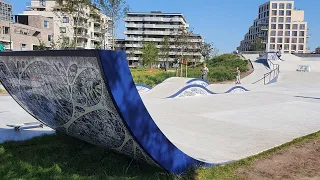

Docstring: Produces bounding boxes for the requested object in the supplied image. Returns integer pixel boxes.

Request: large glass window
[286,17,291,22]
[277,37,283,43]
[299,45,304,50]
[291,44,297,50]
[270,44,276,50]
[300,24,305,30]
[271,17,277,22]
[285,31,290,36]
[293,24,298,29]
[271,24,277,29]
[271,30,276,36]
[44,20,49,28]
[272,3,278,9]
[278,24,283,29]
[284,44,289,50]
[292,31,298,36]
[279,10,284,16]
[279,17,284,22]
[270,37,276,43]
[286,10,291,16]
[279,3,285,9]
[285,24,291,29]
[299,38,304,43]
[299,31,305,36]
[278,31,283,36]
[60,27,66,33]
[63,17,69,23]
[272,10,277,16]
[285,37,290,43]
[292,38,297,43]
[287,3,292,9]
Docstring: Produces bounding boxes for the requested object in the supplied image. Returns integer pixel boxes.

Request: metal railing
[263,59,280,85]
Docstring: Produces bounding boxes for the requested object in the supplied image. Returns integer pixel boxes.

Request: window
[299,38,304,43]
[271,24,277,29]
[271,30,276,36]
[292,31,298,36]
[286,17,291,23]
[285,31,290,36]
[278,24,283,29]
[285,24,290,30]
[287,3,292,9]
[286,10,291,16]
[278,31,283,36]
[3,27,9,34]
[279,10,284,16]
[272,10,277,16]
[270,37,275,43]
[293,24,298,29]
[63,17,69,23]
[60,27,66,33]
[271,17,277,22]
[270,44,276,50]
[284,44,289,50]
[277,37,283,43]
[300,24,305,30]
[44,20,49,28]
[48,35,52,41]
[272,3,277,9]
[292,38,297,43]
[279,17,284,23]
[280,3,285,9]
[21,44,26,51]
[299,45,304,50]
[299,31,305,36]
[285,38,290,43]
[291,44,297,50]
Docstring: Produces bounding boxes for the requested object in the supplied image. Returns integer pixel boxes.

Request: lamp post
[9,22,12,51]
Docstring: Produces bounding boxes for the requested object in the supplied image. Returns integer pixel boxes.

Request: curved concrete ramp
[0,50,210,174]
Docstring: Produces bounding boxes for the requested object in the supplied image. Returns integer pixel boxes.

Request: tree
[55,0,93,49]
[251,38,265,51]
[160,36,170,71]
[34,38,47,50]
[140,42,159,69]
[94,0,129,50]
[200,41,219,62]
[173,26,193,77]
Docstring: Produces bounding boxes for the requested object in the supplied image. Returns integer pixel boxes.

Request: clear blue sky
[10,0,320,53]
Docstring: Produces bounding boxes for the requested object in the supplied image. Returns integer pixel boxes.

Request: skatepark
[1,50,320,174]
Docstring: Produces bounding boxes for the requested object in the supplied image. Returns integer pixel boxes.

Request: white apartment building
[21,0,112,49]
[238,0,309,54]
[123,11,203,66]
[0,0,13,22]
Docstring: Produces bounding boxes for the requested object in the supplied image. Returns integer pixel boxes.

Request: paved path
[0,96,55,144]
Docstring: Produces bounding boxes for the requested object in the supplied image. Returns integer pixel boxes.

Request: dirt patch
[237,136,320,180]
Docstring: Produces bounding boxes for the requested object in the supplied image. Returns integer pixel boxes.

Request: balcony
[76,43,86,49]
[76,33,89,39]
[257,21,268,26]
[124,17,185,23]
[91,36,103,42]
[257,34,267,38]
[260,26,268,31]
[74,22,89,29]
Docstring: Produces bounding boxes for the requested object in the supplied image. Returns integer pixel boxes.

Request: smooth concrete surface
[0,96,55,144]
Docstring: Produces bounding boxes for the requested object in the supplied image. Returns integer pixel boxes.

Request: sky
[9,0,320,54]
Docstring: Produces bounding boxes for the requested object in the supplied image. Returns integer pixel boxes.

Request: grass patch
[1,131,320,179]
[0,132,177,180]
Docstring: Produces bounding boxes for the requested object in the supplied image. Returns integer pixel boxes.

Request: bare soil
[237,136,320,180]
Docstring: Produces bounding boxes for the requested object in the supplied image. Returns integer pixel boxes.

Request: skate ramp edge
[0,50,212,174]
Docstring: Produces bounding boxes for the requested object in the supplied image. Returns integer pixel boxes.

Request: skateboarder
[235,67,241,84]
[200,63,209,80]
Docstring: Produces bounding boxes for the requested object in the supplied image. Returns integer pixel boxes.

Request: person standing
[235,67,241,84]
[200,63,209,80]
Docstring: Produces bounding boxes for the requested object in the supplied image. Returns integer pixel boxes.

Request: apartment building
[316,47,320,54]
[21,0,112,49]
[123,11,203,66]
[0,0,13,22]
[238,0,309,54]
[0,15,53,51]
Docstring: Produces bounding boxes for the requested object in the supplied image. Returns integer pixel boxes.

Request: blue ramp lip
[96,50,213,174]
[225,86,250,93]
[135,84,152,90]
[187,78,210,85]
[168,84,216,98]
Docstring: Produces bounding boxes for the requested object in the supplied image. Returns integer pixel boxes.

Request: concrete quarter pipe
[0,50,211,174]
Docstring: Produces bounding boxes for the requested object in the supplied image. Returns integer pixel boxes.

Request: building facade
[122,11,203,66]
[0,15,53,51]
[0,0,13,22]
[316,47,320,54]
[21,0,112,49]
[238,0,309,54]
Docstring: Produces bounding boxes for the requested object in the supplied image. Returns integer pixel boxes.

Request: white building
[122,11,203,66]
[0,0,13,22]
[21,0,112,49]
[238,0,309,54]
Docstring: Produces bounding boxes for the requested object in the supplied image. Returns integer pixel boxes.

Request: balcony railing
[260,26,268,31]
